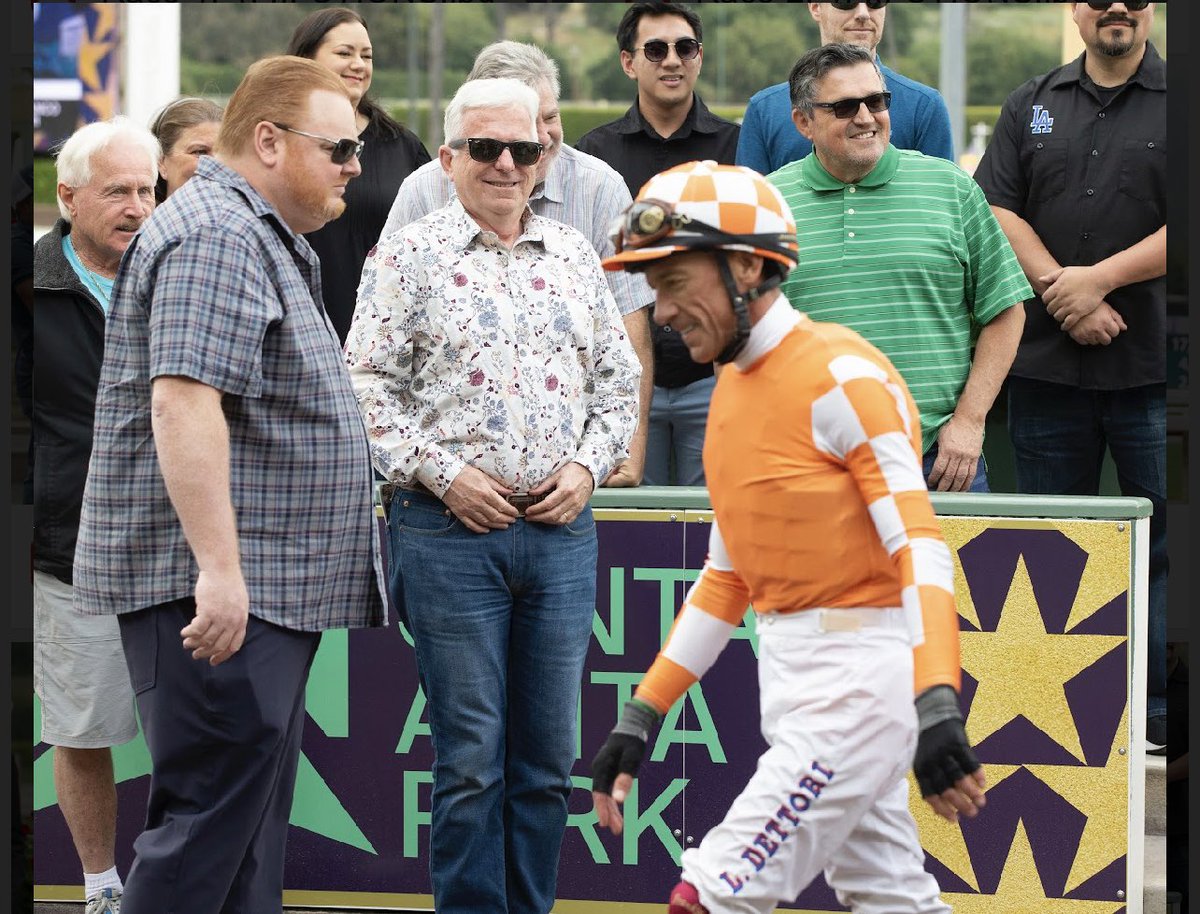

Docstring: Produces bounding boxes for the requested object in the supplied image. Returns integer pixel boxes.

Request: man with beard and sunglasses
[591,160,986,914]
[973,1,1167,751]
[72,57,387,913]
[576,1,739,489]
[346,77,639,914]
[737,2,953,176]
[769,43,1031,494]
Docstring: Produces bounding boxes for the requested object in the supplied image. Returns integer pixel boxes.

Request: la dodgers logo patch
[1030,105,1054,135]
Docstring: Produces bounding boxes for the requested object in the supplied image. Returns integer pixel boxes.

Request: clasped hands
[441,462,594,534]
[1038,265,1126,346]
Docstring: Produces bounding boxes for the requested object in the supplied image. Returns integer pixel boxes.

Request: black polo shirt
[577,95,740,389]
[973,44,1165,390]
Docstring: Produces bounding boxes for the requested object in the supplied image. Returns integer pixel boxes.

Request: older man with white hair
[382,41,653,486]
[348,76,639,914]
[33,114,159,914]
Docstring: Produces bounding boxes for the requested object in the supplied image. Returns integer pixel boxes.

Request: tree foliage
[179,2,1167,110]
[695,6,821,102]
[965,8,1061,105]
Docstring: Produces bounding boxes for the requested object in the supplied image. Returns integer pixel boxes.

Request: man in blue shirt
[737,2,954,174]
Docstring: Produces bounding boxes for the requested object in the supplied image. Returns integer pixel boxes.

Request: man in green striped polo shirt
[768,43,1031,493]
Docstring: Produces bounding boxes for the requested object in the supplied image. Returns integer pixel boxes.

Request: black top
[576,95,740,389]
[32,220,106,583]
[973,45,1165,390]
[304,116,431,344]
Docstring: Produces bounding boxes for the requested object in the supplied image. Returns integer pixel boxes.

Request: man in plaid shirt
[73,57,386,914]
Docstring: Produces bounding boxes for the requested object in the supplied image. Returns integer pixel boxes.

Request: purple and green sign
[34,504,1145,913]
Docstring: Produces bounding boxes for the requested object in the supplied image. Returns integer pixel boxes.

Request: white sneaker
[85,888,121,914]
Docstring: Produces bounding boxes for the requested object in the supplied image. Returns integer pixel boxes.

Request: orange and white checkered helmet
[602,160,799,274]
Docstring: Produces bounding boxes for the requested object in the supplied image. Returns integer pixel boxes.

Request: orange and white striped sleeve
[812,353,961,694]
[634,520,751,715]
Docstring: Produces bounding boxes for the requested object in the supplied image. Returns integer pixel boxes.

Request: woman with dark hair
[149,97,222,203]
[287,7,431,343]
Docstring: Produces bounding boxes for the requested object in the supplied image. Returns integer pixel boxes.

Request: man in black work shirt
[576,1,739,486]
[973,1,1166,748]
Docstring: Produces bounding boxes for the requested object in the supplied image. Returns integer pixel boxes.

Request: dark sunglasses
[1086,1,1149,9]
[635,38,702,62]
[271,123,363,165]
[829,0,888,10]
[810,91,892,119]
[448,137,544,167]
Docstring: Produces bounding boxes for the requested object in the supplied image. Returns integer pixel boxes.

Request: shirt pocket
[1027,138,1070,204]
[1118,138,1165,207]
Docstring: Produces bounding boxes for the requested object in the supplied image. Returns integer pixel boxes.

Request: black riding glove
[912,684,981,798]
[591,699,662,795]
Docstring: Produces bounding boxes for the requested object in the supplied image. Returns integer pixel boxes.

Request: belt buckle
[817,609,862,633]
[508,493,538,516]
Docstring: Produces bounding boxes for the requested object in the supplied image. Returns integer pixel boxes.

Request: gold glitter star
[941,820,1125,914]
[1061,521,1131,633]
[76,38,114,91]
[83,90,115,121]
[1028,707,1131,893]
[907,764,1021,892]
[960,556,1123,762]
[91,4,118,40]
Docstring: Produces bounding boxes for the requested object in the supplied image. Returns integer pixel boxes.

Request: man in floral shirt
[345,77,639,914]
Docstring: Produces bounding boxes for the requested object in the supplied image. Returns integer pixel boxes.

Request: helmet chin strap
[712,252,784,365]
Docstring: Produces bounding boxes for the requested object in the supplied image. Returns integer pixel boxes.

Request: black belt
[503,492,546,516]
[397,482,546,517]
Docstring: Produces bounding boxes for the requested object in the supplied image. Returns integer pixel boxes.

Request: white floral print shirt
[346,198,641,496]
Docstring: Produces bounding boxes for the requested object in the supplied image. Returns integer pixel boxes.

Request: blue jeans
[1008,378,1167,719]
[644,374,715,486]
[388,489,597,914]
[922,444,990,493]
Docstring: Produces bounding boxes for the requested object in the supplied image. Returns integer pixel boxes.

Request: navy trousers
[117,599,320,914]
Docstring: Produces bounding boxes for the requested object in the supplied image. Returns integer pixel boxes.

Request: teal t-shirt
[62,233,115,315]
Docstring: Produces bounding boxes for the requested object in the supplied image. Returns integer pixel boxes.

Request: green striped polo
[769,145,1032,452]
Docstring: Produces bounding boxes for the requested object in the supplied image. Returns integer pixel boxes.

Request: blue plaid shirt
[73,157,386,631]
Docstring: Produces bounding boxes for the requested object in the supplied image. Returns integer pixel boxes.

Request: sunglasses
[1085,1,1149,9]
[448,137,544,167]
[271,123,363,165]
[634,38,702,63]
[810,91,892,119]
[829,1,888,10]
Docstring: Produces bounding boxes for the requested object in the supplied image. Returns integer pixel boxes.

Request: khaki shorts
[33,570,138,748]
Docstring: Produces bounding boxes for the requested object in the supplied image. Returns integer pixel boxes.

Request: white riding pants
[680,608,951,914]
